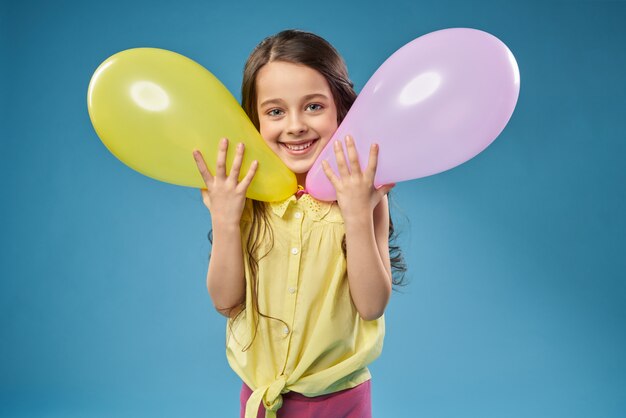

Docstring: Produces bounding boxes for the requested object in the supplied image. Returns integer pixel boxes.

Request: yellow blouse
[226,192,385,418]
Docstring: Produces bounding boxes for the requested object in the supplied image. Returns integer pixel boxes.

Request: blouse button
[294,212,302,219]
[291,247,299,255]
[288,287,296,294]
[283,327,290,335]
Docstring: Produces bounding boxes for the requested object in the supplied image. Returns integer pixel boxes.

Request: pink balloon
[306,28,520,201]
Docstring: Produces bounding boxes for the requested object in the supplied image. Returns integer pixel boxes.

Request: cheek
[258,123,275,144]
[321,114,339,136]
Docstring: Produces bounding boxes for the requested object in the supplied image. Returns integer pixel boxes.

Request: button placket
[280,204,304,374]
[286,205,303,313]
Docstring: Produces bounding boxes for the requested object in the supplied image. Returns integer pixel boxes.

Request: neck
[296,173,307,189]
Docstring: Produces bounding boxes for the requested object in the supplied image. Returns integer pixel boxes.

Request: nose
[286,113,308,136]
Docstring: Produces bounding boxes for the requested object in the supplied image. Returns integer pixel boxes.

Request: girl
[193,29,405,418]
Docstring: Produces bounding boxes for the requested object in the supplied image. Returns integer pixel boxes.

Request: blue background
[2,0,625,417]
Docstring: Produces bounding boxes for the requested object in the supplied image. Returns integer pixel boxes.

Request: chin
[288,163,313,177]
[284,154,322,175]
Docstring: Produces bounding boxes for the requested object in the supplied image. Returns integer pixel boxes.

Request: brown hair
[241,29,357,129]
[216,29,406,351]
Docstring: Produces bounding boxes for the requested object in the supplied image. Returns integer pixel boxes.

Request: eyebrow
[259,93,330,108]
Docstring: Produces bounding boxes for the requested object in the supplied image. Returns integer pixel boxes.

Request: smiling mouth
[280,139,318,152]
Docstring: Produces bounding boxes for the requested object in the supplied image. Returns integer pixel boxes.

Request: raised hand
[321,135,394,221]
[193,138,258,226]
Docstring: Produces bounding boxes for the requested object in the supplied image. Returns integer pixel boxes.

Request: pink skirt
[240,380,372,418]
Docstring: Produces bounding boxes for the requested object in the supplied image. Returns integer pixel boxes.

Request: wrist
[341,210,374,229]
[211,219,241,234]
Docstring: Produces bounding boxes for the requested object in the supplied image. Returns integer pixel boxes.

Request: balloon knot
[296,185,308,198]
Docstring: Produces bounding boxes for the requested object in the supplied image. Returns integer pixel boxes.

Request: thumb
[200,188,211,208]
[376,183,396,196]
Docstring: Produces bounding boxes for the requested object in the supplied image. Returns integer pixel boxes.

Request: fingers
[231,143,257,191]
[194,139,256,218]
[333,140,350,178]
[344,136,362,175]
[329,136,381,186]
[194,138,257,193]
[215,138,228,179]
[238,160,258,190]
[321,159,340,189]
[364,143,379,182]
[192,150,214,186]
[229,142,245,181]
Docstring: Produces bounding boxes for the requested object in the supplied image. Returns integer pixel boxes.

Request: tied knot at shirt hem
[245,375,288,418]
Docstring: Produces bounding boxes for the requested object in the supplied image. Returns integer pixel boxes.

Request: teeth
[284,141,314,151]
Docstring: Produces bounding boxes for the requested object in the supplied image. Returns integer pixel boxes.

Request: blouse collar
[268,186,334,221]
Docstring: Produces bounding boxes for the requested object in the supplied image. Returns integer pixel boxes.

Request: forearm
[207,221,246,317]
[321,137,394,320]
[344,214,392,321]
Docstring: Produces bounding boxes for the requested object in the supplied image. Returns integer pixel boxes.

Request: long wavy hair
[213,29,407,350]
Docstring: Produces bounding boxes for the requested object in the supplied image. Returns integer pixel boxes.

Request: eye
[306,103,323,112]
[267,108,284,117]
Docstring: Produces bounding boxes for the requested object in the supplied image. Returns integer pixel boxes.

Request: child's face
[256,61,338,184]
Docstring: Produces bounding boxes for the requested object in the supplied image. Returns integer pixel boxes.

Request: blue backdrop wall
[2,0,625,417]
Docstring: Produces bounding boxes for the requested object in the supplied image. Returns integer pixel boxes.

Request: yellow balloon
[87,48,296,201]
